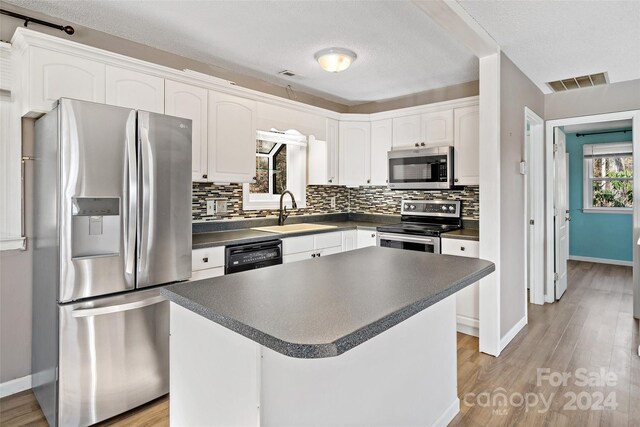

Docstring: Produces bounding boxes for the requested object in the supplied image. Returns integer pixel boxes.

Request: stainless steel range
[377,200,462,253]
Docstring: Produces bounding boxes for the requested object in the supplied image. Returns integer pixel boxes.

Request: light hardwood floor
[1,261,637,426]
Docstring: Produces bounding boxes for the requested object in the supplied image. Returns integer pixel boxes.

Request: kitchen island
[162,246,494,427]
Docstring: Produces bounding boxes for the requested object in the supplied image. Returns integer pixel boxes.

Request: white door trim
[524,108,545,306]
[544,110,640,312]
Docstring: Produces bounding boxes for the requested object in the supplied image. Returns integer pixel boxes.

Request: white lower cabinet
[191,247,225,280]
[441,238,480,337]
[342,230,357,251]
[357,229,377,248]
[282,231,343,263]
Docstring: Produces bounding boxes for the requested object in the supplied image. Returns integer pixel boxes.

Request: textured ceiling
[5,0,479,105]
[459,0,640,94]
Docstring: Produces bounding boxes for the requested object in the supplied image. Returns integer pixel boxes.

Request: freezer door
[58,289,169,426]
[59,99,137,302]
[137,111,192,288]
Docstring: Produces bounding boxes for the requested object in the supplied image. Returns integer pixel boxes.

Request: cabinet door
[283,251,316,264]
[28,47,105,114]
[442,238,480,336]
[357,229,378,248]
[392,114,421,149]
[339,121,370,186]
[308,138,328,185]
[207,91,257,183]
[165,80,208,182]
[370,119,392,186]
[342,230,357,252]
[106,66,164,113]
[453,105,480,186]
[326,118,339,185]
[421,109,453,146]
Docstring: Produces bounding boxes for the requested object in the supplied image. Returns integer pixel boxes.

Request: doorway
[544,111,639,317]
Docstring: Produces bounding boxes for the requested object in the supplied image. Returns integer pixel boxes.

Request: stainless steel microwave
[387,146,454,190]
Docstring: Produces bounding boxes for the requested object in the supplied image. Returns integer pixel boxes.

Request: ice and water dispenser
[71,198,121,258]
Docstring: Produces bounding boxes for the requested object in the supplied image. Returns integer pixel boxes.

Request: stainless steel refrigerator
[32,98,192,426]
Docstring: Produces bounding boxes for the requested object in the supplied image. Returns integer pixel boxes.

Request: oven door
[377,233,440,254]
[387,147,452,189]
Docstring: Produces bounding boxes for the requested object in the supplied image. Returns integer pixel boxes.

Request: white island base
[169,295,460,427]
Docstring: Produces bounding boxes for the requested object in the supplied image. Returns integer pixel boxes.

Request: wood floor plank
[1,261,636,426]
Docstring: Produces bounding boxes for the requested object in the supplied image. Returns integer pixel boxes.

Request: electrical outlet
[206,200,216,216]
[330,196,336,208]
[215,199,228,216]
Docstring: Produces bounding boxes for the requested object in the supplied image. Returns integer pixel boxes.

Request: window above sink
[243,129,308,210]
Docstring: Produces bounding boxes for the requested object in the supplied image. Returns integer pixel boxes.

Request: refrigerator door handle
[138,117,153,285]
[124,111,137,281]
[71,295,166,318]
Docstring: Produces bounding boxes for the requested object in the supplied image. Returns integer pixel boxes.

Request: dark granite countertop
[162,247,495,359]
[192,220,390,249]
[441,229,480,241]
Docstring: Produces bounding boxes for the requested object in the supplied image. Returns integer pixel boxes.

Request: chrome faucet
[278,190,298,225]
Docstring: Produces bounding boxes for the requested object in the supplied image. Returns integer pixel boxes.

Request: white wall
[499,54,544,339]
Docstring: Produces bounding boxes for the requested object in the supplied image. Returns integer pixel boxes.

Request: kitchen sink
[251,223,338,234]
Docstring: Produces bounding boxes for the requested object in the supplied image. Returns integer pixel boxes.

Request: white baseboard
[500,316,527,351]
[431,398,460,427]
[0,375,32,398]
[569,255,632,267]
[457,315,479,337]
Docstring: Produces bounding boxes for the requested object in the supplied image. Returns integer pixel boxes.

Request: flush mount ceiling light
[314,47,357,73]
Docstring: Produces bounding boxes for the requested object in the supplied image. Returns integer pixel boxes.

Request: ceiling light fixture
[314,48,357,73]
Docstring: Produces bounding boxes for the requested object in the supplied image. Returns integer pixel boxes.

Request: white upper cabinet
[392,114,421,149]
[421,109,453,146]
[307,118,339,186]
[339,121,371,187]
[370,119,392,186]
[25,47,105,115]
[207,91,257,183]
[453,105,480,186]
[106,66,164,113]
[326,118,339,185]
[165,80,208,182]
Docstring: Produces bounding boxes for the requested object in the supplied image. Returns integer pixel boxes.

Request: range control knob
[404,204,410,210]
[410,204,416,210]
[441,206,448,212]
[448,205,455,211]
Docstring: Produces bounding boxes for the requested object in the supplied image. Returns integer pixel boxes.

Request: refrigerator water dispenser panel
[72,198,121,258]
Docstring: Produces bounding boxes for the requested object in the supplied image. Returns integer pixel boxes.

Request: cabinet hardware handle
[253,176,257,181]
[312,253,316,258]
[454,178,459,183]
[203,257,209,262]
[420,142,426,147]
[414,143,419,147]
[460,247,465,251]
[328,179,333,183]
[367,179,371,184]
[371,233,375,238]
[317,253,321,257]
[202,174,208,179]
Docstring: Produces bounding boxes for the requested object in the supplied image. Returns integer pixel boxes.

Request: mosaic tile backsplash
[193,183,480,221]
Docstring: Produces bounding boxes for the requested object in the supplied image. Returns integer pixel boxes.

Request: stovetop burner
[377,199,462,237]
[377,222,461,237]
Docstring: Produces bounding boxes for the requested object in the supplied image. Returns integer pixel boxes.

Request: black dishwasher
[225,240,283,274]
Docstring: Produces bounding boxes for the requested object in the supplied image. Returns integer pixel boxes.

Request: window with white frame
[242,129,307,210]
[582,142,633,213]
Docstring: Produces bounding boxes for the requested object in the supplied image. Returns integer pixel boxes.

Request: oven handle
[378,233,437,245]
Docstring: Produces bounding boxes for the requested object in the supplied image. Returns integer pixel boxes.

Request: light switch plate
[206,200,215,216]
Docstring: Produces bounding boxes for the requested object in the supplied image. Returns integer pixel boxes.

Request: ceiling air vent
[278,70,296,77]
[546,72,608,92]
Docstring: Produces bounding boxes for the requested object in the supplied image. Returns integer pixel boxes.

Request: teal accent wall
[565,128,633,262]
